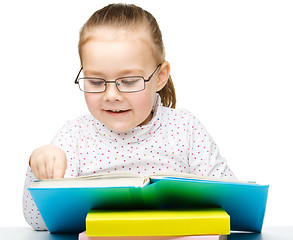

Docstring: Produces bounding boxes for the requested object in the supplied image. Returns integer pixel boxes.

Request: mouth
[107,109,128,113]
[105,109,131,116]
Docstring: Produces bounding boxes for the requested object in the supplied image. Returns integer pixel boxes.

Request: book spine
[79,231,226,240]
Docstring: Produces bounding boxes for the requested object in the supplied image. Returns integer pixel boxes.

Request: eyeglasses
[74,63,162,93]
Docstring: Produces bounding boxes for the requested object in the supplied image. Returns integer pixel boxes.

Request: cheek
[129,90,155,113]
[84,93,100,110]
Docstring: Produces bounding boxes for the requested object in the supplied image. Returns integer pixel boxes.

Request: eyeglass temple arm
[74,67,83,84]
[145,63,163,82]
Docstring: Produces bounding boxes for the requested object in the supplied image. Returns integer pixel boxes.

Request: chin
[107,123,134,133]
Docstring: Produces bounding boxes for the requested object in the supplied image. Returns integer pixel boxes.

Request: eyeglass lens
[79,77,145,93]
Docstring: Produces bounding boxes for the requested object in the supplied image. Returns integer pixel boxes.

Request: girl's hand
[29,145,67,179]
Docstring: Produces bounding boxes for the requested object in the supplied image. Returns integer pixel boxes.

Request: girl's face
[81,27,169,132]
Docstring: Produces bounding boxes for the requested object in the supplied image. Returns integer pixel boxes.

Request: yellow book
[86,208,230,237]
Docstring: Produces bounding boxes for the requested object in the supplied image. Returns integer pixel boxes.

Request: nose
[103,82,122,102]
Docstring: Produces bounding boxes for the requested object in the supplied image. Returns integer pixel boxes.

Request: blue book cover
[28,173,269,233]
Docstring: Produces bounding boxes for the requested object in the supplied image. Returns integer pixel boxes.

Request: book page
[29,171,149,188]
[149,172,254,184]
[29,171,255,189]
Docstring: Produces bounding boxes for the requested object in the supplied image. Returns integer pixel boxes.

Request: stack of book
[28,171,269,235]
[78,208,230,240]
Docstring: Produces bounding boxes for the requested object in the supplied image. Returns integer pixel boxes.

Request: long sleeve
[50,122,79,178]
[22,122,79,230]
[187,112,237,180]
[22,166,47,230]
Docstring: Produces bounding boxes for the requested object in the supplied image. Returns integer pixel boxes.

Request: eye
[88,79,105,86]
[121,78,141,85]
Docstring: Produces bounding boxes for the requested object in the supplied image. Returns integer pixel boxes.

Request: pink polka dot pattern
[23,167,47,230]
[23,94,236,230]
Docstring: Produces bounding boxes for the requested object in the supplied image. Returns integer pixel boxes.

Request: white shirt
[23,94,236,230]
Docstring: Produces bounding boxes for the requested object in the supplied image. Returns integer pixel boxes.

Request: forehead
[85,26,152,42]
[81,27,156,72]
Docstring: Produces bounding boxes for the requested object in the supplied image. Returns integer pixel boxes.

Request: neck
[138,110,154,127]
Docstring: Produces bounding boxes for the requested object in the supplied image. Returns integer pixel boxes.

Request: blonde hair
[78,3,176,108]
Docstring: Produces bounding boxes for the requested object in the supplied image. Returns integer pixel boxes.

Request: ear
[156,61,170,92]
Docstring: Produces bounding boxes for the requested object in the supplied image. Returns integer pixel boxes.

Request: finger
[35,155,48,179]
[30,155,41,180]
[46,154,55,179]
[53,151,67,179]
[29,153,38,175]
[38,160,48,180]
[31,163,40,180]
[30,157,37,178]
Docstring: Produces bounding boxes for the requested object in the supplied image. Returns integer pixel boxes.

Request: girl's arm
[23,122,79,230]
[23,144,68,230]
[23,166,48,230]
[187,112,237,180]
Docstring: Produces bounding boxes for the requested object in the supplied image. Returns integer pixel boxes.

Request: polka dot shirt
[23,94,236,230]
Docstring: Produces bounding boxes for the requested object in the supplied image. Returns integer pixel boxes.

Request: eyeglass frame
[74,63,163,93]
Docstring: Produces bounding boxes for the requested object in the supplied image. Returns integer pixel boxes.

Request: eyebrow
[84,68,145,77]
[83,70,104,76]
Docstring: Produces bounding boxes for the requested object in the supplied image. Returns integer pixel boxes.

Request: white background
[0,0,292,227]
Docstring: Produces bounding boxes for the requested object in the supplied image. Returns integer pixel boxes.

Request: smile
[105,109,131,116]
[108,110,128,113]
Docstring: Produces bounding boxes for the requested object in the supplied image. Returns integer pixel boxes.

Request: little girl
[23,3,236,230]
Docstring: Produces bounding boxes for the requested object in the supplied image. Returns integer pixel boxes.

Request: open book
[29,171,251,189]
[29,171,269,234]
